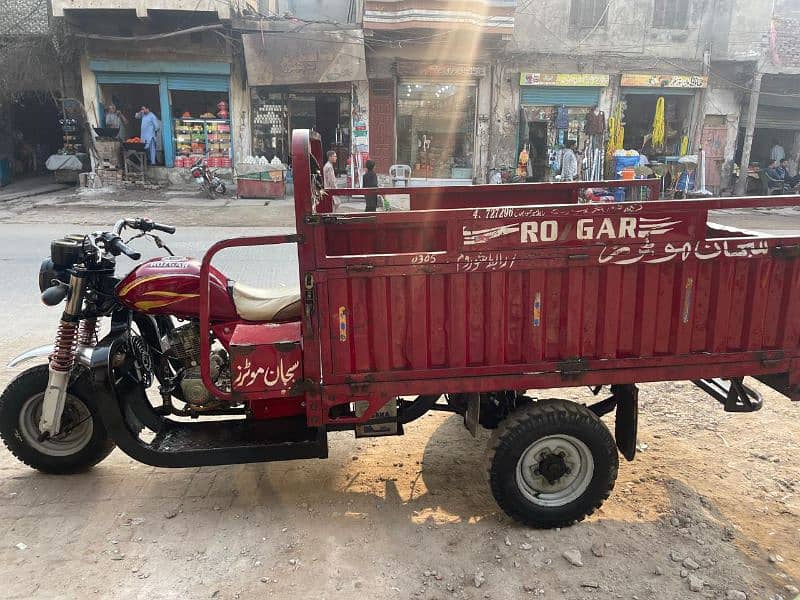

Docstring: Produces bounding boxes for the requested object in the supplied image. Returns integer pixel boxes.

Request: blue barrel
[613,155,640,178]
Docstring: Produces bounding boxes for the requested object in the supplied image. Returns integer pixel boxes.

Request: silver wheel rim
[18,392,94,456]
[515,434,594,507]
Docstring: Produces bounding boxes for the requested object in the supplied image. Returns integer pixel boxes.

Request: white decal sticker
[233,357,301,391]
[598,240,769,266]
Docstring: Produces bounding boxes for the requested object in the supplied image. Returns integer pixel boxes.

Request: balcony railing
[363,0,515,33]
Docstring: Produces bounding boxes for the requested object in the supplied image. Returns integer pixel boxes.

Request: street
[0,197,798,600]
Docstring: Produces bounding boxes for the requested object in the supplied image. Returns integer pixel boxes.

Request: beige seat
[231,282,302,322]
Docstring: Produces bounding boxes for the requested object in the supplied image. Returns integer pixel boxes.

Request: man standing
[771,140,786,163]
[104,104,128,140]
[323,150,337,189]
[560,140,578,182]
[135,105,159,165]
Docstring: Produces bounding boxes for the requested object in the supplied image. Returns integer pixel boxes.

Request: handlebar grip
[110,237,141,260]
[152,222,176,234]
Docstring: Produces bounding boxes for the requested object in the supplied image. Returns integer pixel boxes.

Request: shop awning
[243,30,367,86]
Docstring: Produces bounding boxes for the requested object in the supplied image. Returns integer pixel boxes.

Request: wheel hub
[536,452,570,484]
[516,434,595,507]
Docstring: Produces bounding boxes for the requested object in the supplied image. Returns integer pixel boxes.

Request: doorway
[11,93,61,176]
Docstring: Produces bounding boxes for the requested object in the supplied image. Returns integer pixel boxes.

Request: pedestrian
[779,158,800,189]
[135,105,160,165]
[362,159,379,212]
[560,140,578,182]
[771,139,786,163]
[104,104,128,140]
[323,150,337,189]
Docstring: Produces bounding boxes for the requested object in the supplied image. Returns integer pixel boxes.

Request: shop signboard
[620,74,707,88]
[520,73,609,87]
[396,63,487,78]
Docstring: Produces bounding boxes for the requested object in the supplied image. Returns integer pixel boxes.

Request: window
[570,0,609,29]
[653,0,690,28]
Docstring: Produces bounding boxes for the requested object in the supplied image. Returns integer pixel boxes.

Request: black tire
[218,183,227,196]
[0,364,114,474]
[487,399,618,528]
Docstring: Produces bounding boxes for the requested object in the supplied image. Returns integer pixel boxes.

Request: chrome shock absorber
[40,272,88,437]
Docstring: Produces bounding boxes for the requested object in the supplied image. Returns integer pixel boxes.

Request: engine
[162,322,230,410]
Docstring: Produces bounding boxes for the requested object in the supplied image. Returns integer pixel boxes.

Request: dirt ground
[1,379,798,600]
[0,190,799,599]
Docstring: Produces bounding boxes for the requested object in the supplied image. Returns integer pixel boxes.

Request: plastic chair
[389,164,411,187]
[761,170,785,195]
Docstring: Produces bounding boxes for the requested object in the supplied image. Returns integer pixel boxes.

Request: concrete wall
[699,82,742,191]
[230,53,251,162]
[511,0,711,60]
[0,0,50,35]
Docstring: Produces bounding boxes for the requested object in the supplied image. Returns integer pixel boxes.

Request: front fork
[39,272,98,437]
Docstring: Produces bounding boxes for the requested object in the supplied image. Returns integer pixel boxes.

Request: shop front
[249,86,352,174]
[518,73,610,181]
[243,31,367,180]
[619,74,707,157]
[395,63,484,184]
[90,60,232,169]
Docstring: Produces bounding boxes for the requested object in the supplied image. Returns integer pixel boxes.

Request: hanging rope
[651,96,666,150]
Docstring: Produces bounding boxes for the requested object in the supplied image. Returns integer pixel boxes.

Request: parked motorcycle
[0,217,300,472]
[191,158,226,199]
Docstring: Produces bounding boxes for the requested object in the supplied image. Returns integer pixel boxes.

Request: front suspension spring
[77,317,101,347]
[50,320,79,372]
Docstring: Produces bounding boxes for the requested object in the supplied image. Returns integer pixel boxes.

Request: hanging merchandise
[517,146,530,178]
[679,135,689,156]
[555,104,569,130]
[651,96,666,150]
[606,102,625,176]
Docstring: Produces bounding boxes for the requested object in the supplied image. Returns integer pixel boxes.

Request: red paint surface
[118,257,238,321]
[193,130,800,429]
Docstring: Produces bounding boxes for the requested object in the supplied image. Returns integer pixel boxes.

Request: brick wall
[0,0,50,36]
[775,16,800,67]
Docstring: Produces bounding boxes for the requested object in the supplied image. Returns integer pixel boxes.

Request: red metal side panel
[448,276,468,368]
[389,277,408,369]
[762,261,785,349]
[467,273,486,365]
[312,198,800,404]
[506,271,524,363]
[524,269,546,363]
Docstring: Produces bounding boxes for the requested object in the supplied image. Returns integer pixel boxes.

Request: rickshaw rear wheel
[486,398,618,528]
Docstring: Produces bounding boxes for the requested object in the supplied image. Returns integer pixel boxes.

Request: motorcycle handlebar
[108,236,142,260]
[113,218,177,235]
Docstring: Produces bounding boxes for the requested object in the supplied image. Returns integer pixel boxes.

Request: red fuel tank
[117,257,239,321]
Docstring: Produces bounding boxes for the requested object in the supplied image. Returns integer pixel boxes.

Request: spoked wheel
[0,364,114,473]
[487,399,618,528]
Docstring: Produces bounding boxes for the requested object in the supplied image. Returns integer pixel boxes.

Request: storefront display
[250,89,351,173]
[620,73,706,160]
[91,60,232,168]
[396,82,476,180]
[518,74,609,182]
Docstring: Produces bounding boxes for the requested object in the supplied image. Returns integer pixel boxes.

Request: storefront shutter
[520,86,601,106]
[755,104,800,129]
[166,74,229,92]
[95,73,161,85]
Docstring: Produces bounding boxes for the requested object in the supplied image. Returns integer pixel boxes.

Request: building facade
[32,0,800,190]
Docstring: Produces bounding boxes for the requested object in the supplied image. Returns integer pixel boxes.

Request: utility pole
[735,65,763,196]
